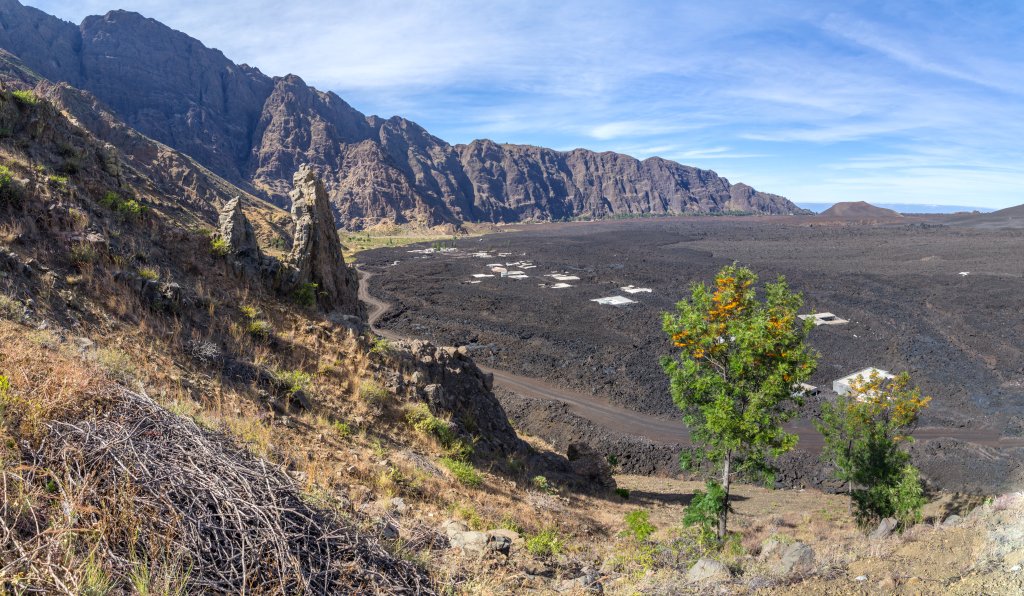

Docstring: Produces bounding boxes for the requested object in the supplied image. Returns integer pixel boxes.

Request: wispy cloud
[28,0,1024,209]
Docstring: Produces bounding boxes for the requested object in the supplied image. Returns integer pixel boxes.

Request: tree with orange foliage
[816,371,931,529]
[662,264,817,541]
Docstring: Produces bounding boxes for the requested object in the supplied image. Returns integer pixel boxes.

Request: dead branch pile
[0,388,434,594]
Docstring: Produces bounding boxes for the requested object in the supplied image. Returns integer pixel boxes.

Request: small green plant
[293,282,319,308]
[99,191,147,220]
[525,528,564,558]
[0,165,17,206]
[615,487,631,500]
[370,337,391,355]
[247,319,273,341]
[70,242,98,267]
[274,369,311,396]
[332,420,352,438]
[440,457,482,487]
[623,509,656,542]
[358,379,391,405]
[138,267,159,282]
[47,174,69,190]
[12,89,37,105]
[0,295,26,323]
[210,236,231,257]
[240,305,260,320]
[683,481,728,548]
[531,475,555,494]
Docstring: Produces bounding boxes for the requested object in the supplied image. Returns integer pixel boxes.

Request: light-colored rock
[870,517,899,540]
[217,196,262,261]
[942,514,963,528]
[687,558,731,583]
[774,542,815,576]
[449,530,488,555]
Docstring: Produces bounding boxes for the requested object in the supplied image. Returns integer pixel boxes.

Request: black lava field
[360,217,1024,493]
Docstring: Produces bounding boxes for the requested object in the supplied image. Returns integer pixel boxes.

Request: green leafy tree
[816,371,930,528]
[662,264,817,540]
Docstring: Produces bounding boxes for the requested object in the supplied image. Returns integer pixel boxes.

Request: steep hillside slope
[0,0,806,228]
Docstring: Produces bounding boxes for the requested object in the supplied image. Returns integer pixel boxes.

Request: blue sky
[32,0,1024,209]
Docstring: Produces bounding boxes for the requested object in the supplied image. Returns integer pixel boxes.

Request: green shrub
[525,528,563,558]
[12,89,36,105]
[138,267,159,282]
[0,294,26,323]
[274,369,311,396]
[358,379,390,405]
[615,487,631,500]
[332,420,352,438]
[292,282,318,308]
[247,319,273,341]
[0,165,18,207]
[623,509,656,542]
[683,481,728,548]
[99,191,147,220]
[370,337,391,355]
[440,457,482,487]
[239,305,260,320]
[531,475,554,494]
[210,236,231,257]
[70,242,98,267]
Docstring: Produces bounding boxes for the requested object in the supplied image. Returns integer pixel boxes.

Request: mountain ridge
[0,0,808,227]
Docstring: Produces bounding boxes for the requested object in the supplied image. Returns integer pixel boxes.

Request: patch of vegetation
[331,420,352,438]
[240,305,273,341]
[369,337,391,355]
[525,528,564,558]
[531,475,555,494]
[683,481,728,549]
[623,509,656,542]
[247,319,273,341]
[0,294,27,323]
[70,242,98,267]
[439,457,482,487]
[406,403,470,458]
[0,164,19,206]
[209,236,231,257]
[12,89,37,105]
[99,191,147,220]
[615,487,631,500]
[274,369,311,396]
[96,347,140,386]
[293,282,318,308]
[138,267,159,282]
[358,379,391,406]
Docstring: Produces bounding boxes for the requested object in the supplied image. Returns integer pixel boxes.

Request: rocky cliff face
[288,165,362,314]
[0,0,808,228]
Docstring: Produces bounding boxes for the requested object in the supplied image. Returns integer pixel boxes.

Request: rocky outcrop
[287,165,361,315]
[217,197,262,261]
[0,0,808,229]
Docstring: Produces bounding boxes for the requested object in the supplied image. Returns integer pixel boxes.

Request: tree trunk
[718,452,731,540]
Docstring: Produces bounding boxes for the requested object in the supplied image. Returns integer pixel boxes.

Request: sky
[31,0,1024,209]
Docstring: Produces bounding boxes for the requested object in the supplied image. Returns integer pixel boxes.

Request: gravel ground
[360,216,1024,493]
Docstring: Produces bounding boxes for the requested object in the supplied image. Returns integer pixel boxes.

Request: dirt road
[358,269,1023,453]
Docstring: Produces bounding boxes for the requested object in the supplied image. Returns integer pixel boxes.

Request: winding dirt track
[358,270,1024,451]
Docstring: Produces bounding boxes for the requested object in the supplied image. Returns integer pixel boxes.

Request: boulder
[217,196,262,261]
[687,558,731,583]
[287,165,362,316]
[566,443,616,490]
[773,542,815,576]
[449,530,488,555]
[870,517,899,540]
[942,514,963,528]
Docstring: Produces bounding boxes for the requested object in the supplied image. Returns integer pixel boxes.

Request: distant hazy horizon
[797,202,995,214]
